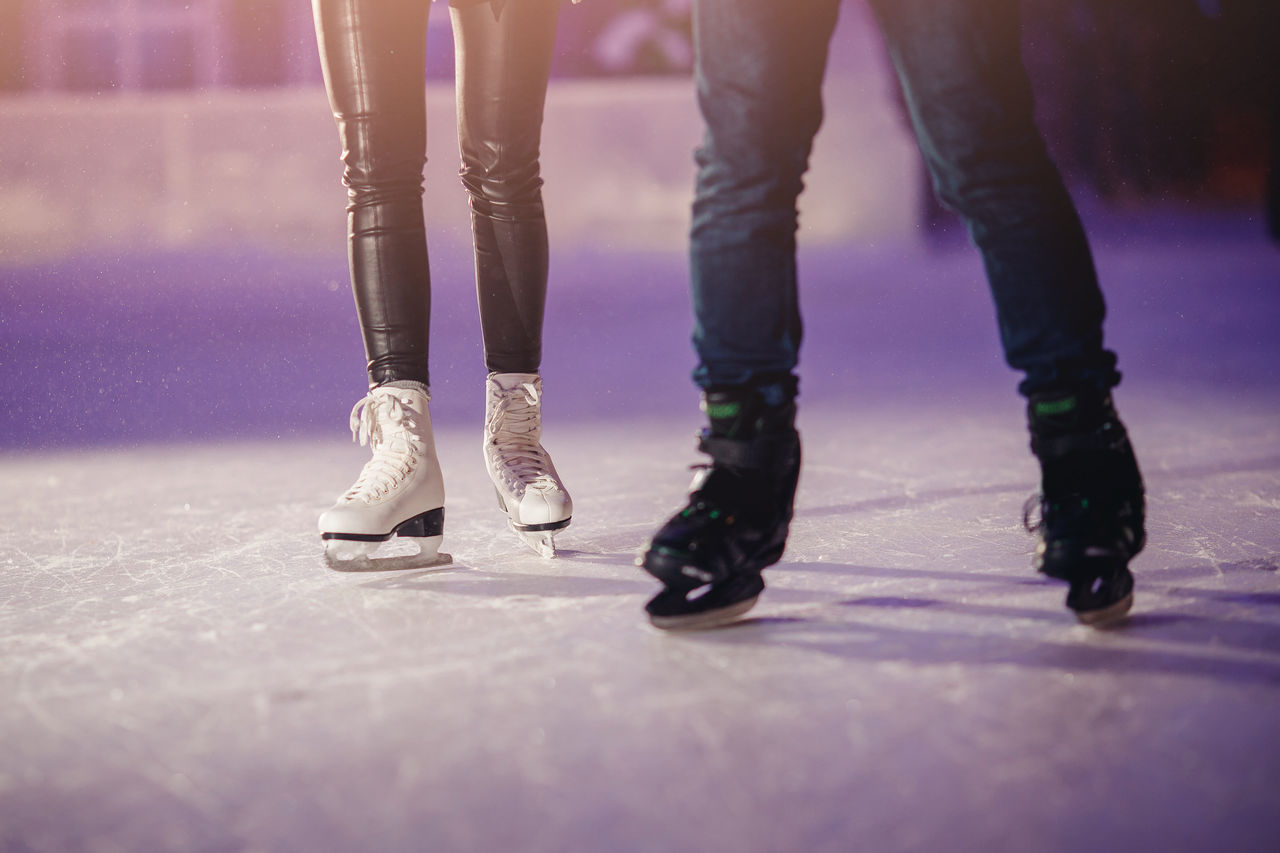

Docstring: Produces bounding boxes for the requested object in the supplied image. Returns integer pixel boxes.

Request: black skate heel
[639,385,801,630]
[1026,390,1145,626]
[393,506,446,538]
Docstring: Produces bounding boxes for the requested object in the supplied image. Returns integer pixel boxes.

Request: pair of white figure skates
[318,372,572,568]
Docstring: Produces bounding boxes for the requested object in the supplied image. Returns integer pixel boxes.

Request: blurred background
[0,0,1276,450]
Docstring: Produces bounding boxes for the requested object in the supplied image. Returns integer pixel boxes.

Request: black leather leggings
[313,0,561,387]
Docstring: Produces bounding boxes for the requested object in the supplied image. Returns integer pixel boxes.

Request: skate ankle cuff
[1027,389,1117,430]
[1031,418,1130,460]
[699,430,799,469]
[382,379,430,396]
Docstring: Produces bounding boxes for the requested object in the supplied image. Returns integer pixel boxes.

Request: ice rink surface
[2,210,1279,851]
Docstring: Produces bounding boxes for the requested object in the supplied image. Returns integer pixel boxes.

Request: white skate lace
[487,382,559,491]
[343,391,424,502]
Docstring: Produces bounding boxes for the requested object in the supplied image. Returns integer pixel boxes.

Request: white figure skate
[319,384,451,571]
[484,373,572,557]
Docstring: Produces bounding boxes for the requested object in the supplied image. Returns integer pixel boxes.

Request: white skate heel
[484,373,572,557]
[319,384,452,571]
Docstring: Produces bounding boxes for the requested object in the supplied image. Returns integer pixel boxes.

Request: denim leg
[689,0,840,393]
[867,0,1119,397]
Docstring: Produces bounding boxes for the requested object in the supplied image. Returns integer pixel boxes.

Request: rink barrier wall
[0,78,922,264]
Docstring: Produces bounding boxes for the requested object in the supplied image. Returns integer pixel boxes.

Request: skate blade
[1074,591,1134,627]
[323,535,452,573]
[510,524,558,559]
[648,595,760,631]
[504,513,570,559]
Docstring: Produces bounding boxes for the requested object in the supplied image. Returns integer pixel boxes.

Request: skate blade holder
[322,509,452,572]
[323,535,451,572]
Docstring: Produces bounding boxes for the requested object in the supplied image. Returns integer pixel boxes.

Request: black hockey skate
[1024,389,1145,625]
[639,387,801,630]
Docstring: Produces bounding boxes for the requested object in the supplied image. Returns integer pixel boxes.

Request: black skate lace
[486,381,559,491]
[344,391,424,502]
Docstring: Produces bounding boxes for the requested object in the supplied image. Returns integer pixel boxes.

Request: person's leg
[452,0,560,375]
[869,0,1116,398]
[868,0,1142,623]
[640,0,839,629]
[688,0,840,397]
[313,0,447,568]
[314,0,433,388]
[452,0,571,557]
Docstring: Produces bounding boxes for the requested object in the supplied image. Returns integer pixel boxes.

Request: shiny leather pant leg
[314,0,433,387]
[452,0,561,375]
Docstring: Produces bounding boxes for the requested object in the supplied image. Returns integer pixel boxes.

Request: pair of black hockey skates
[639,385,1145,630]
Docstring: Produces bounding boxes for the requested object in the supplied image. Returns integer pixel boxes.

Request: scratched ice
[3,209,1279,852]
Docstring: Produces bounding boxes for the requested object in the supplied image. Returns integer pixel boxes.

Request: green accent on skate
[1033,396,1078,416]
[709,510,721,520]
[704,401,742,420]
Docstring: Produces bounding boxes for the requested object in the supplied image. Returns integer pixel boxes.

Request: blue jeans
[689,0,1119,399]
